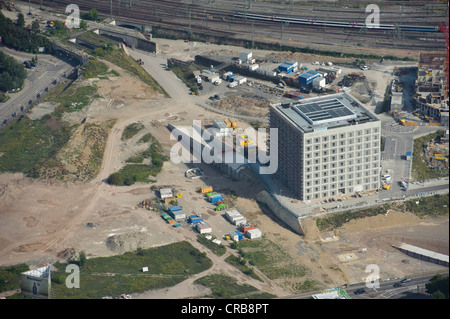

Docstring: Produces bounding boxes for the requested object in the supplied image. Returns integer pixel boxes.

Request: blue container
[230,230,243,241]
[210,195,223,204]
[299,70,320,86]
[228,75,237,82]
[169,206,182,213]
[189,215,203,225]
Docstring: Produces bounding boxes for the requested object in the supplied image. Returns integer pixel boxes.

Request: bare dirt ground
[0,37,448,298]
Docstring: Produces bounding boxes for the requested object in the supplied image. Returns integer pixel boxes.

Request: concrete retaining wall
[256,190,304,235]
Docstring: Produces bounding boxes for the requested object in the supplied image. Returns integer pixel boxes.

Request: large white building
[270,93,381,201]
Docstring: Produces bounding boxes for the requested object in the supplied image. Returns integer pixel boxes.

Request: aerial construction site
[0,0,448,303]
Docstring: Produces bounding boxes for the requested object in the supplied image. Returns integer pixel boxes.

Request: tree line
[0,51,27,92]
[0,11,53,54]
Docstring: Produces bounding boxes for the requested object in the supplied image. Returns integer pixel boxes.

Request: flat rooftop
[271,93,379,133]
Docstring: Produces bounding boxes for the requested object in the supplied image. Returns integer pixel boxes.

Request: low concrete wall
[98,29,158,53]
[256,190,304,235]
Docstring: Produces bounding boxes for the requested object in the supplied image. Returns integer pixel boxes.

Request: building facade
[270,93,381,201]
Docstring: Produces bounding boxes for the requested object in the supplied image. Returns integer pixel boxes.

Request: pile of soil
[213,95,270,117]
[105,232,150,254]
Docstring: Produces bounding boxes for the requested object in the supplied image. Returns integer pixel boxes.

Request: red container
[240,225,255,233]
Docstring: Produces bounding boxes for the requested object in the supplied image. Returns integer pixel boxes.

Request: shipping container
[229,230,243,241]
[170,211,186,220]
[196,222,212,234]
[210,195,223,204]
[246,228,262,239]
[248,64,259,71]
[240,224,255,233]
[225,209,242,222]
[189,215,203,225]
[299,70,320,86]
[240,51,252,63]
[168,206,182,213]
[222,71,233,80]
[233,217,247,226]
[200,186,213,194]
[159,187,173,199]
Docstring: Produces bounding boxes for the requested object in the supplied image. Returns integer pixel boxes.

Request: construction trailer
[312,76,326,90]
[196,222,212,234]
[299,70,320,86]
[246,228,262,239]
[278,61,298,74]
[222,71,233,80]
[232,216,247,226]
[240,51,252,63]
[170,210,186,220]
[189,215,203,225]
[168,205,182,213]
[234,76,247,85]
[159,188,173,199]
[225,209,242,222]
[229,230,244,241]
[209,194,223,204]
[239,224,255,234]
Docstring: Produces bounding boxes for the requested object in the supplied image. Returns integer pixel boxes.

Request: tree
[78,251,87,266]
[31,20,40,33]
[107,172,124,185]
[16,13,25,27]
[88,8,99,21]
[80,19,88,30]
[426,274,449,299]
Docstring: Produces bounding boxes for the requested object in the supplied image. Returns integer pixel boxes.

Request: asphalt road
[0,46,76,128]
[286,272,448,299]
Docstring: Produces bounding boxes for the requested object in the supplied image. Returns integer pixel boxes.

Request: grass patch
[403,194,449,218]
[316,204,392,231]
[291,280,319,293]
[121,122,145,141]
[108,136,168,185]
[197,235,227,256]
[44,81,99,114]
[225,254,263,281]
[80,59,109,78]
[51,241,212,299]
[138,133,156,144]
[412,130,448,181]
[234,239,308,280]
[169,62,201,95]
[75,31,168,96]
[194,274,271,299]
[316,194,449,231]
[0,264,29,293]
[0,115,72,174]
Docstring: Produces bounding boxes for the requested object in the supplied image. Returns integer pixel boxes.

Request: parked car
[354,288,366,295]
[400,278,411,284]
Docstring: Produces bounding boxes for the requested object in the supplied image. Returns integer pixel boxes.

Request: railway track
[28,0,446,51]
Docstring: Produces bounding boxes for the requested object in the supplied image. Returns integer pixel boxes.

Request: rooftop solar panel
[292,98,356,125]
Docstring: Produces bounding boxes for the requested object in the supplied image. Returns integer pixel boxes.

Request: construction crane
[438,3,449,100]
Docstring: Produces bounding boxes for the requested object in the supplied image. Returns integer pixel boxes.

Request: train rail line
[28,0,446,51]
